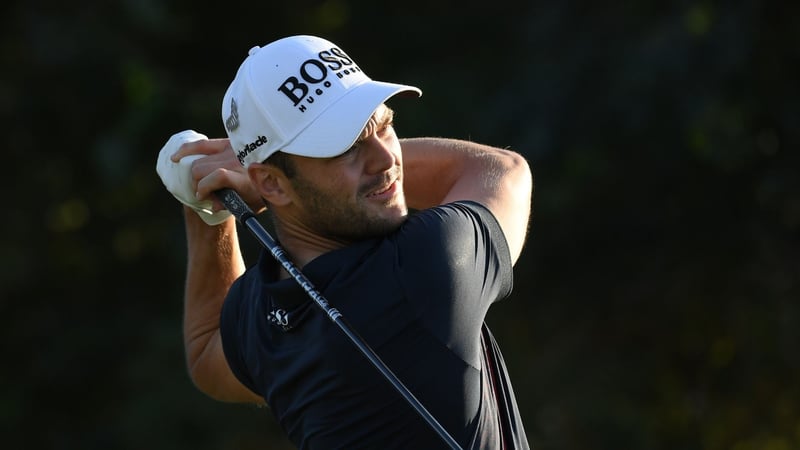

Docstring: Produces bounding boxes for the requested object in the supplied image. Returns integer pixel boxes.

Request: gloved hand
[156,130,232,225]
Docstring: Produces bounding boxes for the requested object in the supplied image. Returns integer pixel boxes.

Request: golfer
[157,35,533,449]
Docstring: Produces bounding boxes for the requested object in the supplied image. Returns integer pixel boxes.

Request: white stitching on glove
[156,130,232,225]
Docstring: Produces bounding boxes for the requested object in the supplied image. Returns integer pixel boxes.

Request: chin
[382,204,408,224]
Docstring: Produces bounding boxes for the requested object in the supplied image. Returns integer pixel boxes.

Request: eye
[379,121,395,137]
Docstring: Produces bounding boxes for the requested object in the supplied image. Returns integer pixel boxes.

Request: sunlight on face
[289,105,408,240]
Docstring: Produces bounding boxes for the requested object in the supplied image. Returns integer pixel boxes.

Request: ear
[248,163,292,207]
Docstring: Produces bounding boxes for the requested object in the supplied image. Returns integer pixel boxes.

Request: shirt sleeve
[394,201,514,366]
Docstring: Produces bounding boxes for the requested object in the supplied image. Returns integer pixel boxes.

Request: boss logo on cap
[277,47,363,113]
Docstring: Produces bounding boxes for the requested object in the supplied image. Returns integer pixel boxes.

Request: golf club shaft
[215,188,462,450]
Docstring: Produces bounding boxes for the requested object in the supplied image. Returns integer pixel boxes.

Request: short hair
[263,150,297,178]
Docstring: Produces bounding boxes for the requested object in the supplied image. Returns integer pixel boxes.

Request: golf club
[215,188,462,450]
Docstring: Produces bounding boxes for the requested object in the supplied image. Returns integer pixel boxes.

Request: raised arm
[169,138,264,404]
[181,209,262,404]
[400,137,533,264]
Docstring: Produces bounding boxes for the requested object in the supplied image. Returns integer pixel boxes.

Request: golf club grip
[215,188,255,222]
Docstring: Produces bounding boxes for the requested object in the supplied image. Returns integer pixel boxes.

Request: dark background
[2,0,798,449]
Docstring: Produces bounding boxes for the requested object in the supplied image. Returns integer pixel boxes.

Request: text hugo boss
[236,135,268,164]
[277,47,362,112]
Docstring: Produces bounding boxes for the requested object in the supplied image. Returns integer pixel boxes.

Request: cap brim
[281,80,421,158]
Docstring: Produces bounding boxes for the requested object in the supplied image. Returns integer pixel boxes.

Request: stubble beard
[292,174,408,241]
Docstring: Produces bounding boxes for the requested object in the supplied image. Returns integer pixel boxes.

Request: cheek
[385,132,402,161]
[306,170,362,205]
[392,146,403,166]
[328,169,361,194]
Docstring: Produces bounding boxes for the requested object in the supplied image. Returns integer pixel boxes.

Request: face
[286,105,409,241]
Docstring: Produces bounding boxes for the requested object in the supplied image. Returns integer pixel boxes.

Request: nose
[362,134,397,174]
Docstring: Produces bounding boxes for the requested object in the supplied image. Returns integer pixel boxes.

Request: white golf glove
[156,130,232,225]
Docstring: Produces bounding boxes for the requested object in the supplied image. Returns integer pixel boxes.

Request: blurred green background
[2,0,798,449]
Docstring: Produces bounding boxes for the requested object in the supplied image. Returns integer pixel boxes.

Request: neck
[272,221,350,271]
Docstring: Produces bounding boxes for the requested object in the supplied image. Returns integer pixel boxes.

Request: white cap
[221,35,422,167]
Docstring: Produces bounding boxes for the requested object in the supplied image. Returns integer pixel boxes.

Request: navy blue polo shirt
[220,201,529,449]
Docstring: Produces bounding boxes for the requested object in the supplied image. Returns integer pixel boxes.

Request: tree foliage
[2,1,798,449]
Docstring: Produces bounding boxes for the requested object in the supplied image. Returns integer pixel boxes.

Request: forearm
[400,137,533,263]
[182,207,244,381]
[400,137,527,208]
[401,137,461,209]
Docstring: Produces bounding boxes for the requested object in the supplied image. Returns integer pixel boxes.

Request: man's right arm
[181,207,264,405]
[151,129,268,405]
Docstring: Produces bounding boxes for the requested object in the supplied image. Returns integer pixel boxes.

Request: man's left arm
[400,137,533,264]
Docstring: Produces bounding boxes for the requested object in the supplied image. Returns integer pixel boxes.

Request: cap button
[248,46,261,56]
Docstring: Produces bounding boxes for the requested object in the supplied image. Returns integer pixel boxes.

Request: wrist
[183,205,233,228]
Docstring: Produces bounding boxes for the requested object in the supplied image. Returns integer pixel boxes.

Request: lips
[369,181,393,196]
[366,179,398,198]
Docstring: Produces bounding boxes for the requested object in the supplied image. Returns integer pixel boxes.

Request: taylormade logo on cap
[236,135,268,165]
[221,35,422,168]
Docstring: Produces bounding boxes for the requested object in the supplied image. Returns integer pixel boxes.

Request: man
[157,35,533,449]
